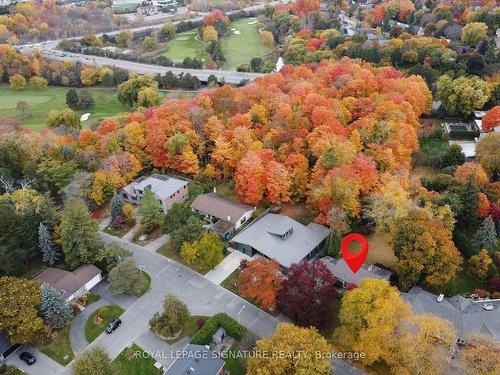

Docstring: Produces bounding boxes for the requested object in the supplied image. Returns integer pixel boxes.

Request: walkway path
[143,234,170,252]
[205,250,251,285]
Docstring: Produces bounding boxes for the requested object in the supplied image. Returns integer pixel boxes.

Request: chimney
[213,186,217,193]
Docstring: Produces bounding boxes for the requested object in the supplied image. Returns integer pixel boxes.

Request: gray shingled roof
[35,265,101,299]
[190,193,254,225]
[134,174,188,200]
[231,214,330,268]
[164,344,225,375]
[401,287,500,341]
[0,330,12,355]
[320,256,392,285]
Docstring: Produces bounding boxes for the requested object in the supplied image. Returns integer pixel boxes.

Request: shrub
[196,318,206,329]
[473,288,488,298]
[190,313,246,345]
[112,216,125,229]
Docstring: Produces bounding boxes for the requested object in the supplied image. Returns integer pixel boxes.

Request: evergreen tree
[65,88,79,110]
[110,194,124,221]
[39,283,73,330]
[38,223,60,265]
[77,90,95,110]
[473,216,498,254]
[457,177,480,231]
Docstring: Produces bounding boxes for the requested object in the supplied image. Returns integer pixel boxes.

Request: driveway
[6,346,64,375]
[69,298,109,355]
[205,250,251,285]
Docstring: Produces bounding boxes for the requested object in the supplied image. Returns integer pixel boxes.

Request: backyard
[0,86,198,131]
[158,18,274,70]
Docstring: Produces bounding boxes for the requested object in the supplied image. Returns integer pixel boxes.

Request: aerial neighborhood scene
[0,0,499,374]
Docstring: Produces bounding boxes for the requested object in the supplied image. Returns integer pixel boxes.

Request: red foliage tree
[278,260,336,328]
[482,106,500,132]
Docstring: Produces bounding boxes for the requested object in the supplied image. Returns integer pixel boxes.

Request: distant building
[164,344,225,375]
[230,214,329,268]
[190,192,255,238]
[320,256,392,288]
[402,287,500,342]
[35,265,102,302]
[121,174,188,213]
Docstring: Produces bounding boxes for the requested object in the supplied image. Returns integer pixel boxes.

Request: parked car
[19,351,36,365]
[105,318,122,333]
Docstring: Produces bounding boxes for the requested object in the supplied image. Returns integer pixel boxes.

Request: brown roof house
[190,191,255,239]
[35,264,102,302]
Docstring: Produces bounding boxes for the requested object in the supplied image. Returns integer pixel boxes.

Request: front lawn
[112,343,161,375]
[224,345,246,375]
[85,305,124,343]
[132,225,163,246]
[39,326,74,366]
[104,219,136,238]
[165,315,210,344]
[132,269,152,298]
[157,241,211,275]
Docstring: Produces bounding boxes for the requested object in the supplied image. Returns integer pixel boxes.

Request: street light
[237,305,246,323]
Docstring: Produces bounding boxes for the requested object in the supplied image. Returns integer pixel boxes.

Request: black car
[19,351,36,365]
[105,318,122,333]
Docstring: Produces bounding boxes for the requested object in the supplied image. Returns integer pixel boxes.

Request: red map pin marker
[341,233,369,273]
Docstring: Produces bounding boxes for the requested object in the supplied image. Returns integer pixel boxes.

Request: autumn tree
[170,216,205,251]
[247,323,332,375]
[467,249,493,281]
[476,132,500,179]
[73,346,115,375]
[39,283,72,330]
[436,75,490,116]
[454,162,488,185]
[260,31,274,48]
[59,198,102,268]
[237,257,283,309]
[149,294,189,338]
[116,30,133,47]
[235,151,264,205]
[278,260,336,328]
[263,160,292,204]
[45,109,81,129]
[482,106,500,133]
[179,232,224,269]
[117,73,159,108]
[461,22,488,47]
[137,87,161,108]
[458,333,500,375]
[0,276,50,345]
[9,74,26,90]
[108,258,145,295]
[392,209,462,291]
[138,189,163,232]
[159,22,176,40]
[202,25,218,42]
[29,76,48,88]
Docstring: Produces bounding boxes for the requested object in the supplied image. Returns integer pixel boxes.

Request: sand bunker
[248,20,257,25]
[80,113,91,122]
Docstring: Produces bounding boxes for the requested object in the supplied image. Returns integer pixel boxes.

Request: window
[240,216,247,225]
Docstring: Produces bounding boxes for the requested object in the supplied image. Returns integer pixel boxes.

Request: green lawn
[224,345,246,375]
[443,269,485,297]
[132,269,152,298]
[158,18,274,70]
[85,305,125,343]
[39,326,74,366]
[159,29,209,62]
[221,18,273,70]
[165,315,209,344]
[0,85,198,131]
[112,3,140,13]
[112,343,160,375]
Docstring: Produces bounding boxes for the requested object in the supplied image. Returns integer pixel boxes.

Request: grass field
[85,305,124,343]
[221,18,273,70]
[0,86,198,131]
[39,326,74,366]
[160,29,209,62]
[112,344,160,375]
[159,18,274,70]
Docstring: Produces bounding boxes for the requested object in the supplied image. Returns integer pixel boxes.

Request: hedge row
[190,313,246,345]
[447,130,480,140]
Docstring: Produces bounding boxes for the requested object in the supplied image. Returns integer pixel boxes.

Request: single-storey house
[190,191,255,238]
[0,331,20,362]
[230,214,330,268]
[320,256,392,288]
[35,264,102,302]
[401,287,500,343]
[121,174,188,213]
[164,344,225,375]
[448,140,477,159]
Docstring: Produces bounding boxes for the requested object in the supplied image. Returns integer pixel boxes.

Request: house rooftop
[231,214,330,268]
[320,256,392,286]
[0,330,12,355]
[164,344,225,375]
[35,264,101,299]
[123,174,188,200]
[190,192,254,225]
[401,287,500,341]
[448,140,476,158]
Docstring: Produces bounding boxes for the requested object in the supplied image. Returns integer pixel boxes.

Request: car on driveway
[19,351,36,365]
[105,318,122,334]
